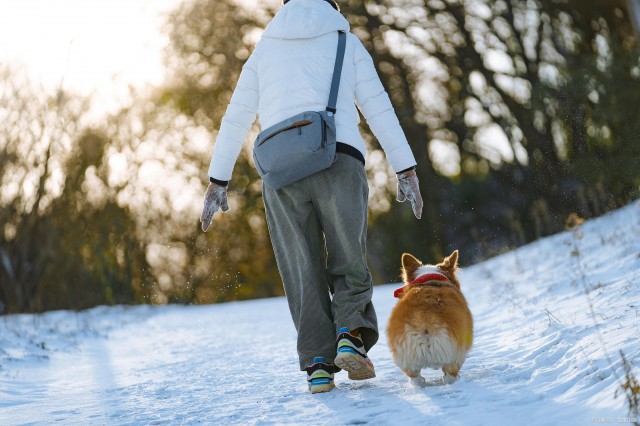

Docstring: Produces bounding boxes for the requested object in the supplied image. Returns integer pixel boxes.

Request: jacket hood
[262,0,350,40]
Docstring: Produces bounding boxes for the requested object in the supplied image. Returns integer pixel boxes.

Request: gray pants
[263,153,379,370]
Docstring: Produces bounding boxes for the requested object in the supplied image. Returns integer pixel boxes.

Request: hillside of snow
[1,201,639,425]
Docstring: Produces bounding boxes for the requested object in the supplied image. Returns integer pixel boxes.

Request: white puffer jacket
[208,0,416,181]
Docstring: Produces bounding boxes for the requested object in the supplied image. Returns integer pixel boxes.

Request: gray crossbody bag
[252,31,346,190]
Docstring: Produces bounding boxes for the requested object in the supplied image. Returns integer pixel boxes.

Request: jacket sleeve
[353,37,416,173]
[208,52,259,182]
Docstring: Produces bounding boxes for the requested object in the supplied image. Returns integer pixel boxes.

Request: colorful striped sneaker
[305,357,336,394]
[334,327,376,380]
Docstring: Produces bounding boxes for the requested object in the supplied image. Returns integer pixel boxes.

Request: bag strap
[326,30,346,115]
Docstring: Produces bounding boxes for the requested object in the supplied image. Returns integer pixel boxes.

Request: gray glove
[200,182,229,232]
[397,169,423,219]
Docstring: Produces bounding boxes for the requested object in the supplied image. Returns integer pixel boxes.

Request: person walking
[200,0,423,394]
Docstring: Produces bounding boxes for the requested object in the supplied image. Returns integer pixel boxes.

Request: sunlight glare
[0,0,182,113]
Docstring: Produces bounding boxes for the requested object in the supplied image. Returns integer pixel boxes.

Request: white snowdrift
[1,201,639,425]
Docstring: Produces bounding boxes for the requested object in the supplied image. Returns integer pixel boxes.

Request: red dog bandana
[393,272,450,298]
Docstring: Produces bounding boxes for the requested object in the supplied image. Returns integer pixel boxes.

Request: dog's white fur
[391,327,466,373]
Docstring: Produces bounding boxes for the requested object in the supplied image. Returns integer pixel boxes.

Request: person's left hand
[397,169,423,219]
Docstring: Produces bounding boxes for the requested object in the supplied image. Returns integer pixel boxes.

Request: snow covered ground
[1,201,639,425]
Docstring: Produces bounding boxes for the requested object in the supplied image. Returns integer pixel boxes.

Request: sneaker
[305,357,336,394]
[334,327,376,380]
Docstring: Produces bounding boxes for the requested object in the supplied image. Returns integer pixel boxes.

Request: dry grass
[616,351,640,425]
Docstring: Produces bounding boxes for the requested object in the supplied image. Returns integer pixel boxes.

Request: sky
[0,0,183,114]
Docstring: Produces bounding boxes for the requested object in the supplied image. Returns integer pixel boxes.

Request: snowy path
[1,201,639,425]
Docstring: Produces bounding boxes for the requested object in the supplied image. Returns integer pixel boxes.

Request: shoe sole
[309,382,335,394]
[334,352,376,380]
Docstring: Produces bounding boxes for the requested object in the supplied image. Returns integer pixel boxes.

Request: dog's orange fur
[386,250,473,385]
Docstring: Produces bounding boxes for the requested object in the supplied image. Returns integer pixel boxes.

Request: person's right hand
[200,182,229,232]
[397,169,423,219]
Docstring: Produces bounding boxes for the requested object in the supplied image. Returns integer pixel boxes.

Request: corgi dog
[386,250,473,386]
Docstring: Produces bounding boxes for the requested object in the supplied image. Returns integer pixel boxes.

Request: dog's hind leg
[403,369,427,387]
[442,364,460,384]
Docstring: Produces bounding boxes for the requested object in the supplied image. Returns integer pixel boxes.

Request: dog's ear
[401,253,422,282]
[441,250,459,271]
